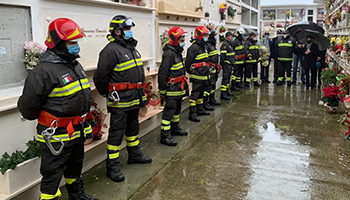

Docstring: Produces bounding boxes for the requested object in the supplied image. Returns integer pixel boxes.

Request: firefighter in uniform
[275,30,297,86]
[18,18,97,200]
[93,15,152,182]
[244,32,261,87]
[219,32,235,100]
[158,27,189,146]
[204,28,221,109]
[232,27,247,90]
[185,26,211,122]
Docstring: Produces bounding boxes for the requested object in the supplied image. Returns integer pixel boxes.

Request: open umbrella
[287,21,325,38]
[296,29,330,51]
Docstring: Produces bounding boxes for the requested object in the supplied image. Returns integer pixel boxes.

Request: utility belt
[107,82,147,107]
[191,62,221,73]
[108,82,147,91]
[235,54,246,59]
[167,75,188,90]
[38,110,94,156]
[190,62,211,70]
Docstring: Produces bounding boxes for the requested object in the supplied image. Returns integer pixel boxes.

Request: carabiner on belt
[41,120,65,156]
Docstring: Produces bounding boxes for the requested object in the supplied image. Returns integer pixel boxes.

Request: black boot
[287,81,291,86]
[171,122,188,136]
[231,85,240,91]
[127,146,152,164]
[254,81,260,86]
[66,176,99,200]
[209,93,221,106]
[245,82,250,87]
[220,91,231,100]
[226,90,234,97]
[189,106,200,122]
[160,129,177,146]
[276,81,283,86]
[197,104,210,116]
[237,83,244,88]
[106,167,125,182]
[203,95,214,111]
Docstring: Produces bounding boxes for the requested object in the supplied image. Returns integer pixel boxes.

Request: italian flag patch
[62,75,72,84]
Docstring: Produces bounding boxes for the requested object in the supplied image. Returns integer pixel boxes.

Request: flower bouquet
[228,6,236,19]
[269,12,276,20]
[321,67,340,87]
[87,100,107,142]
[22,41,46,71]
[219,25,228,42]
[269,22,275,27]
[276,23,283,28]
[160,27,171,47]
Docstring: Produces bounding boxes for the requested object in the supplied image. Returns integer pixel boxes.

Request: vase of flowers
[219,3,227,20]
[22,41,46,71]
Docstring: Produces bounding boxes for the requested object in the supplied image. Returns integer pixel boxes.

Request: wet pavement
[62,82,350,200]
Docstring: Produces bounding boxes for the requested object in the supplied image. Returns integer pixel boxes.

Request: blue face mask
[214,35,218,40]
[265,36,269,39]
[124,30,133,40]
[241,34,245,38]
[67,44,80,55]
[232,37,235,42]
[203,37,209,42]
[179,42,185,48]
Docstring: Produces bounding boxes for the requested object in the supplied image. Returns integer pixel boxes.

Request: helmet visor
[124,18,134,27]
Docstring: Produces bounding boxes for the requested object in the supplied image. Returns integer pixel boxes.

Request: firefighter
[219,31,235,99]
[204,27,221,108]
[232,27,247,90]
[185,26,211,122]
[17,18,97,200]
[275,30,297,86]
[158,27,189,146]
[93,15,152,183]
[244,32,261,87]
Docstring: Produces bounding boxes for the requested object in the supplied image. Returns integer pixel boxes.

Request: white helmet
[236,27,246,36]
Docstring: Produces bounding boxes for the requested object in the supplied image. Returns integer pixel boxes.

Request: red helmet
[194,26,210,40]
[168,27,187,46]
[45,18,86,49]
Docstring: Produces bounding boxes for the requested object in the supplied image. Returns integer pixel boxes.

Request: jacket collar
[107,34,138,49]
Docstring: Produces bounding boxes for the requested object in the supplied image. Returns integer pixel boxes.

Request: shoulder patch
[61,73,72,84]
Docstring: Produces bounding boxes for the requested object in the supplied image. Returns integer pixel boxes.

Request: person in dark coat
[317,49,327,86]
[292,33,306,84]
[303,35,321,90]
[271,29,283,83]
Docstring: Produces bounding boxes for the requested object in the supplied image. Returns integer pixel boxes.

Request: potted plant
[22,41,46,71]
[0,139,41,194]
[321,67,340,87]
[322,84,342,112]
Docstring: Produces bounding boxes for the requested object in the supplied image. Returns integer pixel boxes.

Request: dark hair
[306,35,313,40]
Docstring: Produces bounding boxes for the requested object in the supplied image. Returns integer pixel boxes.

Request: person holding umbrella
[303,35,321,90]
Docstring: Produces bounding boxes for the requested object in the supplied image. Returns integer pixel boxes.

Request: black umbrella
[296,29,330,51]
[287,21,325,38]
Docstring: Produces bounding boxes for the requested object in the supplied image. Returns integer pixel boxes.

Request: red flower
[92,103,97,107]
[92,110,98,115]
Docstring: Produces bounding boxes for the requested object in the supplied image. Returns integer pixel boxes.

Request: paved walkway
[62,83,350,200]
